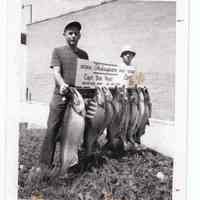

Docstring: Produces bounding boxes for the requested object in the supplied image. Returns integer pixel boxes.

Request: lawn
[18,127,173,200]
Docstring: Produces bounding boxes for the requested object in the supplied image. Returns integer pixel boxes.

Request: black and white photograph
[1,0,190,199]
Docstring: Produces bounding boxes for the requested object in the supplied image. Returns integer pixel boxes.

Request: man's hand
[59,83,69,95]
[86,99,98,119]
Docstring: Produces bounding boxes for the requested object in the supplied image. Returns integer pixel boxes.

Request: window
[21,33,27,45]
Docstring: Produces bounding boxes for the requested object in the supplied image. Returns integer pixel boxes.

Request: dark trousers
[39,94,68,167]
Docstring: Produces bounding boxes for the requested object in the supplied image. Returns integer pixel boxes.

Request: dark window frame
[21,33,27,45]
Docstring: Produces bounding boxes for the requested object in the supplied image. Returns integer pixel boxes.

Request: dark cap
[64,21,82,33]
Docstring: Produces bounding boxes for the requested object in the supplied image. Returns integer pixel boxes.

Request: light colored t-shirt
[119,61,137,71]
[117,61,137,87]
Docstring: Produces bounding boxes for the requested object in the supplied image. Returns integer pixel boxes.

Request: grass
[18,127,173,200]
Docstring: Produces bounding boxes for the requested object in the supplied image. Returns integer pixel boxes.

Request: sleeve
[85,52,89,60]
[50,48,61,68]
[79,49,89,60]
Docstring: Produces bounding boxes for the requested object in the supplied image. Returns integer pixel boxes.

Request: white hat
[120,45,136,57]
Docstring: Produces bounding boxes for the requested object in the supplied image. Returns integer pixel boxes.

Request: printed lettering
[96,75,103,81]
[104,76,112,82]
[84,73,94,81]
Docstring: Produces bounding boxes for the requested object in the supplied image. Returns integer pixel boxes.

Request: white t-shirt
[119,61,137,71]
[117,61,137,87]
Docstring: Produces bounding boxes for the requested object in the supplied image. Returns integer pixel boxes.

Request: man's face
[122,51,135,65]
[63,26,81,47]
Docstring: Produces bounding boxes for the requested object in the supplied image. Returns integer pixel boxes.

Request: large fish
[143,86,152,119]
[59,87,86,175]
[118,86,131,150]
[134,86,150,144]
[137,87,152,133]
[126,86,140,146]
[106,86,126,151]
[84,87,114,157]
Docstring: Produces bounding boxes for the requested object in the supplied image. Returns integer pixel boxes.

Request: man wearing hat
[120,45,136,68]
[120,45,139,87]
[39,21,97,173]
[120,45,145,86]
[120,45,147,150]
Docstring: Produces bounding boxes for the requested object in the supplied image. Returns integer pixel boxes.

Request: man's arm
[53,66,69,95]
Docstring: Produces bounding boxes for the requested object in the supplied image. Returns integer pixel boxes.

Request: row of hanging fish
[84,85,152,157]
[58,85,152,176]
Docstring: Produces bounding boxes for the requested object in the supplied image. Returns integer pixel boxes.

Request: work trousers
[39,93,93,167]
[39,93,68,167]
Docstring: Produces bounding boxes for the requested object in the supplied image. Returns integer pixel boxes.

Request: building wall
[22,0,176,23]
[26,1,175,120]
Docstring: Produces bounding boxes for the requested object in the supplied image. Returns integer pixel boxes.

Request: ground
[18,127,173,200]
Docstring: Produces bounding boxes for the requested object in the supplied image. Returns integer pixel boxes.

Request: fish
[137,87,152,132]
[118,86,130,150]
[84,87,114,157]
[126,86,140,146]
[102,87,114,128]
[143,86,152,119]
[59,87,86,175]
[106,86,126,151]
[134,86,148,144]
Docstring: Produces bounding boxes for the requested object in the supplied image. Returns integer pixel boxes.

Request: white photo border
[0,0,191,199]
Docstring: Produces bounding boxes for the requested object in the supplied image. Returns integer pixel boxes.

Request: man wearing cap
[39,21,97,173]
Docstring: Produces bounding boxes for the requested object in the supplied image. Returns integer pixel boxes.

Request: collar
[65,44,79,53]
[120,61,136,68]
